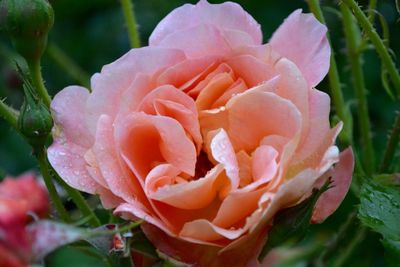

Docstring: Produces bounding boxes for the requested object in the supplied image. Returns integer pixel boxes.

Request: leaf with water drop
[359,179,400,265]
[359,180,400,240]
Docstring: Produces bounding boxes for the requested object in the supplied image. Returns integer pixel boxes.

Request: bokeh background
[0,0,399,266]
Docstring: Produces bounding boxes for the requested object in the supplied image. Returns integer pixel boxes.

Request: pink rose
[0,173,49,267]
[48,1,354,266]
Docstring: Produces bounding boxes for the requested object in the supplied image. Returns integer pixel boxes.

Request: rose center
[194,150,214,180]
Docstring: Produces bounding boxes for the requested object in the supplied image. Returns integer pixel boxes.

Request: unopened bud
[0,0,54,62]
[18,74,53,149]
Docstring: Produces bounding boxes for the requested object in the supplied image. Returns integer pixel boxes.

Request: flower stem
[342,0,400,96]
[380,112,400,172]
[47,43,91,89]
[0,99,19,130]
[52,172,101,227]
[27,60,51,107]
[331,227,367,267]
[120,0,141,48]
[306,0,352,146]
[340,3,375,175]
[37,147,71,222]
[367,0,377,24]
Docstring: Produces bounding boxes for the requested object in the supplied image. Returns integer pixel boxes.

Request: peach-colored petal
[138,85,202,150]
[188,63,233,98]
[142,223,263,267]
[312,148,354,223]
[48,141,101,194]
[180,218,245,242]
[116,113,196,179]
[118,74,153,115]
[260,135,290,156]
[212,188,265,228]
[157,56,220,88]
[269,9,330,87]
[115,202,174,237]
[146,164,224,210]
[86,47,186,132]
[92,115,139,203]
[236,151,253,187]
[196,72,235,110]
[226,55,276,87]
[144,164,182,194]
[271,58,309,141]
[150,0,261,47]
[209,129,240,194]
[292,89,331,164]
[252,145,279,183]
[225,89,302,152]
[97,187,123,210]
[288,122,342,178]
[51,85,93,148]
[212,78,248,108]
[84,149,108,188]
[222,168,323,256]
[155,24,231,58]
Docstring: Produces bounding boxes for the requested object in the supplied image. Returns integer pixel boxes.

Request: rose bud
[0,0,54,62]
[18,74,53,150]
[0,173,49,267]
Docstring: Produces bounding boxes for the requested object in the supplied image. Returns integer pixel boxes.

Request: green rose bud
[0,0,54,62]
[18,73,53,150]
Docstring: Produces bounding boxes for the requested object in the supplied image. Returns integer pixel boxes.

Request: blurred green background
[0,0,399,266]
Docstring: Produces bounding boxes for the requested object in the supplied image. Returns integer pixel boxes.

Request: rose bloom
[48,1,354,266]
[0,173,49,267]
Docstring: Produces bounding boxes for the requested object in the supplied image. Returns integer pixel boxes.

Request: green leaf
[382,239,400,267]
[258,180,331,260]
[359,179,400,266]
[359,180,400,240]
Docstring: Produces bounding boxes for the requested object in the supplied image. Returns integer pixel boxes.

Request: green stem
[47,43,91,89]
[0,99,19,130]
[52,172,101,227]
[315,212,357,265]
[332,227,367,267]
[367,0,377,24]
[307,0,352,146]
[27,60,51,107]
[90,221,142,237]
[120,0,141,48]
[380,112,400,172]
[37,148,70,222]
[340,4,375,175]
[342,0,400,96]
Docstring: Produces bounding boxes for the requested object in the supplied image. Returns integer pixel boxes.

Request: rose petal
[225,89,302,152]
[226,55,276,88]
[146,164,224,210]
[92,115,145,204]
[116,113,196,178]
[150,0,262,46]
[48,141,101,194]
[51,85,93,148]
[138,85,202,150]
[312,148,354,223]
[86,47,186,132]
[155,24,231,58]
[269,9,330,87]
[252,145,279,183]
